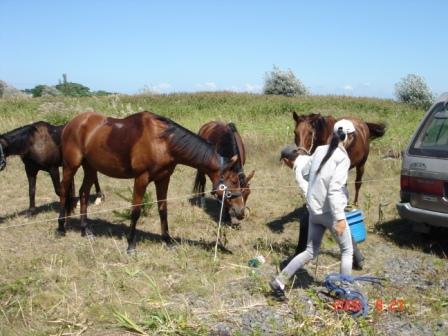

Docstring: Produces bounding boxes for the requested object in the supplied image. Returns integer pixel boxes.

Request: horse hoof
[94,197,102,206]
[55,229,66,237]
[26,208,37,217]
[162,235,173,244]
[127,247,137,255]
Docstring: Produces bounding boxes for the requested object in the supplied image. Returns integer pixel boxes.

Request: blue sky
[1,1,446,98]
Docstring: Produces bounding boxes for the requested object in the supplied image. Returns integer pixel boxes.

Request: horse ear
[293,112,303,123]
[246,170,255,183]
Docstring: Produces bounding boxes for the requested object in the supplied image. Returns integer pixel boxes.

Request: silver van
[397,93,448,231]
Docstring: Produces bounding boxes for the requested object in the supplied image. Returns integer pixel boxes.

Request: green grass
[1,93,443,335]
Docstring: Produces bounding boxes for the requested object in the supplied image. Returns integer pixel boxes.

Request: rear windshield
[409,102,448,158]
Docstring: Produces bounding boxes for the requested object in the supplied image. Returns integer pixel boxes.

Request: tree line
[1,70,436,110]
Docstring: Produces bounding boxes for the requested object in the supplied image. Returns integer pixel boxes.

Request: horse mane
[157,115,217,166]
[227,123,246,182]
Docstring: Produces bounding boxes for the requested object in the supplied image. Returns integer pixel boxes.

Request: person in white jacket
[280,145,364,267]
[271,119,356,300]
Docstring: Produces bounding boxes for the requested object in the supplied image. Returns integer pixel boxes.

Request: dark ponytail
[316,127,345,175]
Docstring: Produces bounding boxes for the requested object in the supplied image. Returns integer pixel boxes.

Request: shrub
[0,80,28,98]
[394,74,434,109]
[28,85,62,97]
[55,82,91,97]
[263,66,308,97]
[112,188,153,222]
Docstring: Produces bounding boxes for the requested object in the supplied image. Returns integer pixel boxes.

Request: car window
[410,102,448,157]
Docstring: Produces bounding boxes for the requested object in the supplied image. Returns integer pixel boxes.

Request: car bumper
[396,202,448,227]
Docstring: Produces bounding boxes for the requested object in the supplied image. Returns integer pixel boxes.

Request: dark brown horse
[58,111,245,253]
[292,112,386,204]
[0,121,103,214]
[193,121,255,220]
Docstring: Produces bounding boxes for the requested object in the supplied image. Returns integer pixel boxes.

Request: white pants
[279,211,354,282]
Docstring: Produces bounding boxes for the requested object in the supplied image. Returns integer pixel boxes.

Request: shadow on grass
[64,217,233,254]
[265,206,306,233]
[290,269,319,289]
[0,201,60,224]
[189,195,241,227]
[0,195,103,224]
[376,218,448,258]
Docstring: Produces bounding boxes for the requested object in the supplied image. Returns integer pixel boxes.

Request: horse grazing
[58,111,245,253]
[292,112,386,204]
[193,121,255,220]
[0,121,103,214]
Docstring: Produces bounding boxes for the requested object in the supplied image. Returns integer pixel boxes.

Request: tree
[28,85,61,97]
[53,74,91,97]
[55,82,91,97]
[263,66,308,96]
[394,74,434,109]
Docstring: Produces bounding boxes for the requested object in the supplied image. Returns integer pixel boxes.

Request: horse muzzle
[229,205,245,220]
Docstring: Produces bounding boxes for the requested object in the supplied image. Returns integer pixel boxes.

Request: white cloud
[244,83,262,93]
[139,83,171,94]
[152,83,171,93]
[224,85,240,92]
[343,84,353,91]
[196,82,217,91]
[204,82,217,90]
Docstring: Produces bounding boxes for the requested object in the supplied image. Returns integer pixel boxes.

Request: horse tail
[366,122,386,139]
[193,169,206,196]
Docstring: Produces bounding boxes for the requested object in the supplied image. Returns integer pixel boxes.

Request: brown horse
[193,121,255,220]
[292,112,386,204]
[58,111,245,253]
[0,121,103,214]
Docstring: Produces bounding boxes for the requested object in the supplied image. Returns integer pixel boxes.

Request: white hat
[333,119,356,136]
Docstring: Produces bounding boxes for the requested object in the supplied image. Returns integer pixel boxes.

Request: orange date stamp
[332,298,406,313]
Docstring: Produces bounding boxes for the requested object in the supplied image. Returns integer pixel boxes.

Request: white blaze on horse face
[114,123,124,129]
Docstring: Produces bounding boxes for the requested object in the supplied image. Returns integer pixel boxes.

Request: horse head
[293,112,334,154]
[211,155,246,220]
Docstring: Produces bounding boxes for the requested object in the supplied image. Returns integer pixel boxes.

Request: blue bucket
[345,209,366,243]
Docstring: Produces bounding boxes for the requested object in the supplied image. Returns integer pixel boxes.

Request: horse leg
[79,164,97,237]
[193,170,206,207]
[155,176,171,242]
[57,164,79,235]
[24,162,38,215]
[127,173,151,253]
[49,166,61,197]
[93,178,105,205]
[354,164,365,205]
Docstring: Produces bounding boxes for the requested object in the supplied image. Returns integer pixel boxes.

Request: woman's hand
[334,219,347,236]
